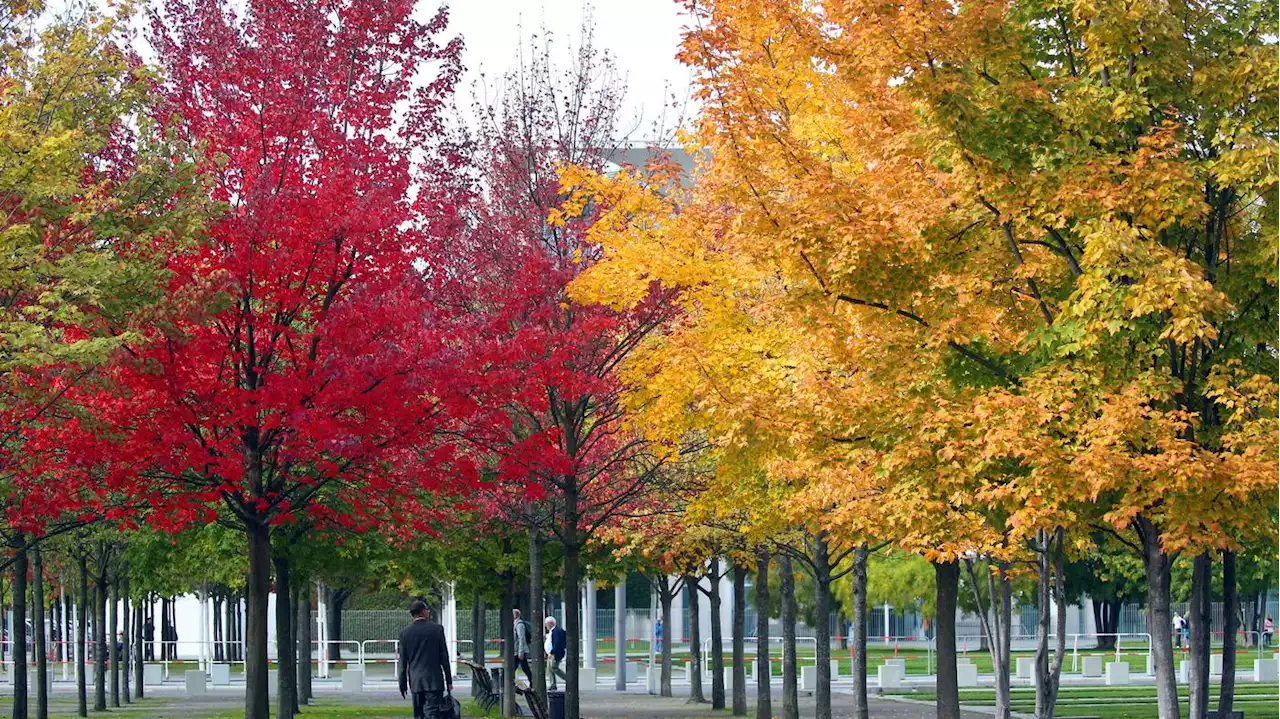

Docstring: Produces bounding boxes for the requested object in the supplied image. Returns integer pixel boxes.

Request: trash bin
[549,690,566,719]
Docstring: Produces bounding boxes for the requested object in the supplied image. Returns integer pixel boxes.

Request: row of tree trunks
[754,550,772,719]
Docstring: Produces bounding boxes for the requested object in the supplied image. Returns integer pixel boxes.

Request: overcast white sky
[446,0,696,140]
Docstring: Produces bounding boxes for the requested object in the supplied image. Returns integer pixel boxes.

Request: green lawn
[884,683,1280,719]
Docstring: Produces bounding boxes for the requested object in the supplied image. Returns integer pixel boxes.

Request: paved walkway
[5,684,986,718]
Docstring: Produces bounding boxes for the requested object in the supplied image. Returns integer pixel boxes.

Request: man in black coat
[399,600,453,719]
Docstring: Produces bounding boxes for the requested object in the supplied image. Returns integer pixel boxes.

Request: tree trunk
[1034,533,1053,719]
[121,577,131,704]
[273,554,297,719]
[297,580,313,705]
[934,560,961,719]
[1139,517,1181,719]
[659,581,674,697]
[471,589,485,698]
[213,592,224,663]
[687,574,705,704]
[528,528,546,702]
[1035,530,1069,719]
[709,559,726,710]
[33,545,48,719]
[1188,553,1211,719]
[731,564,747,716]
[12,542,28,719]
[325,588,348,661]
[1218,550,1238,717]
[94,563,107,712]
[110,574,119,708]
[813,536,834,719]
[755,550,772,719]
[502,567,517,718]
[1093,598,1122,650]
[133,600,144,699]
[992,564,1012,719]
[77,554,87,718]
[562,531,583,719]
[850,546,870,719]
[244,523,271,719]
[780,554,799,719]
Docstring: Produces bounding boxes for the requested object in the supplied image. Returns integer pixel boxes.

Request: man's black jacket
[398,619,451,694]
[549,625,566,661]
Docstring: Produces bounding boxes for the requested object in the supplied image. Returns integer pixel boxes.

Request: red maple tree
[442,26,684,719]
[37,2,475,716]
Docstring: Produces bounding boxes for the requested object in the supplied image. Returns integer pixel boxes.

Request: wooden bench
[514,680,549,719]
[459,659,503,714]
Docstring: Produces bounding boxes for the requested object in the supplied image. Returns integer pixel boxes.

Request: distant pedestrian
[398,600,453,719]
[544,616,567,690]
[512,609,533,683]
[655,618,663,654]
[1265,615,1274,648]
[1173,614,1187,649]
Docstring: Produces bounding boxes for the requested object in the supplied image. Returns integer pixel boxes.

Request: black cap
[409,599,428,617]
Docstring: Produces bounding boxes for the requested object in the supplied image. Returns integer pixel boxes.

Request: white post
[60,579,69,681]
[648,584,657,694]
[199,587,208,672]
[317,581,329,679]
[883,603,891,640]
[443,582,458,669]
[585,579,597,669]
[614,583,626,690]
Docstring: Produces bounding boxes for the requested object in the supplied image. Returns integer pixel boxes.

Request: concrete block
[342,669,364,693]
[1081,655,1103,677]
[1178,660,1190,683]
[885,658,906,669]
[877,663,904,689]
[1254,658,1279,683]
[1016,656,1035,679]
[800,664,816,691]
[268,669,278,694]
[957,663,979,687]
[1210,654,1223,675]
[830,659,841,681]
[183,670,206,697]
[1146,654,1155,675]
[684,661,692,683]
[956,655,974,666]
[142,664,164,686]
[210,663,231,686]
[579,666,597,687]
[1105,661,1130,685]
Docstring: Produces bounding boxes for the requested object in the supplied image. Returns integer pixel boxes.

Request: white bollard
[1254,658,1279,683]
[685,661,693,683]
[957,663,979,687]
[830,659,840,681]
[580,666,597,687]
[1105,661,1130,685]
[1146,654,1155,675]
[341,669,364,693]
[1016,656,1035,679]
[143,664,164,686]
[877,663,904,689]
[1081,656,1103,678]
[268,669,278,694]
[184,670,207,697]
[800,665,817,691]
[1178,660,1190,683]
[209,663,231,686]
[646,662,660,693]
[1210,654,1223,676]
